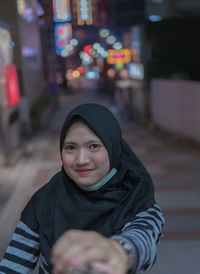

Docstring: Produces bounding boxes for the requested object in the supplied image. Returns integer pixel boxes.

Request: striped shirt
[0,203,164,273]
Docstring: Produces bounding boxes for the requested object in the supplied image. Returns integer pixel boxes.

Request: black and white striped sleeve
[0,220,40,273]
[111,203,165,273]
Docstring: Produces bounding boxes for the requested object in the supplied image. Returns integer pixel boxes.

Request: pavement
[0,81,200,273]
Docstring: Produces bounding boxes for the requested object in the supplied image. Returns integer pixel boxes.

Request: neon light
[85,71,99,79]
[107,49,131,64]
[83,45,93,57]
[76,66,84,74]
[5,64,20,107]
[53,0,71,22]
[149,15,162,21]
[80,0,89,20]
[106,35,116,45]
[99,29,109,38]
[77,0,93,25]
[128,63,144,80]
[113,42,122,50]
[54,23,72,55]
[70,38,78,46]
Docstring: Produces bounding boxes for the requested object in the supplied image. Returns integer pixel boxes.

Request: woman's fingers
[51,230,129,274]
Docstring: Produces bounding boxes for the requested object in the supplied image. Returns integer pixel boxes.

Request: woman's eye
[65,145,75,151]
[90,144,101,150]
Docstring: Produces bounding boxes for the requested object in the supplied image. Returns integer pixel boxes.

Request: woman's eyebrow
[63,141,77,145]
[86,140,102,144]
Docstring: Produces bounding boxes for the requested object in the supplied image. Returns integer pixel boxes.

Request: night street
[0,82,200,273]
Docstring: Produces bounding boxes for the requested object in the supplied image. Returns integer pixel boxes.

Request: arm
[51,204,164,274]
[0,220,40,273]
[111,203,165,273]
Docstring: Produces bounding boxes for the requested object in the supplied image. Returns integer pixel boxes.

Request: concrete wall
[150,78,200,142]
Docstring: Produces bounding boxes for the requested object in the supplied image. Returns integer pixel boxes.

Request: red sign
[5,64,20,107]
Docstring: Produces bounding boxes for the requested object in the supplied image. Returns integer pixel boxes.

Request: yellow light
[107,49,131,64]
[72,70,80,78]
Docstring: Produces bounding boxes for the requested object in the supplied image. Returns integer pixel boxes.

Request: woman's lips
[76,169,92,175]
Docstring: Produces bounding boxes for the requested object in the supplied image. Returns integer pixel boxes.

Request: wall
[150,78,200,142]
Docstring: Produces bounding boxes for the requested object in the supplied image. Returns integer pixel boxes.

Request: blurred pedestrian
[0,103,164,274]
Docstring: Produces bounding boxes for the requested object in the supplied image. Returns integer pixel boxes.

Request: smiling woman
[0,103,164,274]
[62,119,110,188]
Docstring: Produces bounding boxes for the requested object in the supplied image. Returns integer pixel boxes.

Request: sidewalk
[0,85,200,273]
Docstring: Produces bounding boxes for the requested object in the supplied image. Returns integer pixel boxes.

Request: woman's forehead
[66,120,99,138]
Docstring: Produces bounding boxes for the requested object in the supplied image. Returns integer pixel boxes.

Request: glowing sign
[5,64,20,107]
[53,0,71,22]
[128,63,144,80]
[107,49,131,64]
[85,71,99,79]
[54,23,72,55]
[77,0,93,25]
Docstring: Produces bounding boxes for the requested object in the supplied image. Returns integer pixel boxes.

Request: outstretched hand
[51,230,130,274]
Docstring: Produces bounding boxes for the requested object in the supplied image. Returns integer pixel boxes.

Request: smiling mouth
[76,169,92,175]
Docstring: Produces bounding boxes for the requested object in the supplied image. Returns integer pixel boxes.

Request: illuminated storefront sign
[128,62,144,80]
[5,64,20,107]
[53,0,71,22]
[54,23,72,55]
[107,49,131,64]
[77,0,93,25]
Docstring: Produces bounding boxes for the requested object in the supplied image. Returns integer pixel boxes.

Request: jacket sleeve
[0,197,40,273]
[111,203,165,273]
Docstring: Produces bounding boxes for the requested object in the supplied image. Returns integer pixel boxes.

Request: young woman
[0,103,164,274]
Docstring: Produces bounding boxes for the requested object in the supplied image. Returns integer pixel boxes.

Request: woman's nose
[76,149,90,165]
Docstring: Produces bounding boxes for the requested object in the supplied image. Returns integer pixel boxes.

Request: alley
[0,84,200,274]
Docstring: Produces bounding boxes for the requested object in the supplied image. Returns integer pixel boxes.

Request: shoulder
[21,172,62,221]
[24,171,62,209]
[34,171,62,197]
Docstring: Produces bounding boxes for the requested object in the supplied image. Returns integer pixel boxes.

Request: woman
[0,103,164,274]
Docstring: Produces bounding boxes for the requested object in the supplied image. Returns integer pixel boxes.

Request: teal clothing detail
[78,168,117,191]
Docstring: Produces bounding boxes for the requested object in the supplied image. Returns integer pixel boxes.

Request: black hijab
[22,103,155,268]
[55,103,155,238]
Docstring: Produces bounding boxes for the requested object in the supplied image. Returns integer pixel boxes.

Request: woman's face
[62,121,110,187]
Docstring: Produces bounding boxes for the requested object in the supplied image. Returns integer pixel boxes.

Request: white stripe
[0,258,33,273]
[7,246,38,263]
[17,221,39,238]
[13,233,40,249]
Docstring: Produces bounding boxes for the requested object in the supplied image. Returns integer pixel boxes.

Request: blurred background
[0,0,200,273]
